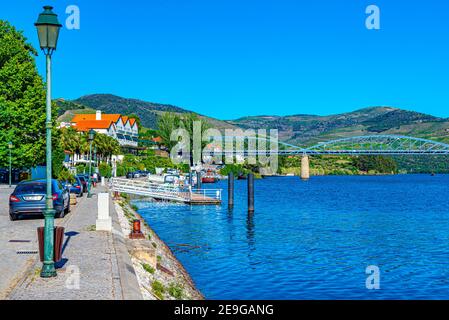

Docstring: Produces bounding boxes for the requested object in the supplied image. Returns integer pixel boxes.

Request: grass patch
[85,225,96,232]
[157,255,162,263]
[152,280,165,300]
[141,263,155,274]
[168,283,184,299]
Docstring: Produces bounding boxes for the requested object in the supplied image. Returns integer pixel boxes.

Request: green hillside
[227,107,449,146]
[56,94,237,131]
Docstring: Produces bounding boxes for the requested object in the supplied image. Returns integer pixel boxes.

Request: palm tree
[180,113,211,166]
[157,112,211,166]
[157,112,181,151]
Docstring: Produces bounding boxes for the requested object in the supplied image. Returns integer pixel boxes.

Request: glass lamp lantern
[35,6,62,55]
[88,129,96,142]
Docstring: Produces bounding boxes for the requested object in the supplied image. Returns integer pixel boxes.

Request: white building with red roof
[71,110,139,147]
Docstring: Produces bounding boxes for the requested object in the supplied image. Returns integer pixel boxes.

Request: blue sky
[1,0,449,119]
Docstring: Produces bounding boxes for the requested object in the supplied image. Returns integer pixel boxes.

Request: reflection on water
[135,175,449,299]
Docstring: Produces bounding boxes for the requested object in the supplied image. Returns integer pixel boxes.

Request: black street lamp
[35,5,62,278]
[8,142,13,188]
[87,129,96,198]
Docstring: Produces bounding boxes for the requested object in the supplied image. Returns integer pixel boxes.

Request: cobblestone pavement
[6,186,131,300]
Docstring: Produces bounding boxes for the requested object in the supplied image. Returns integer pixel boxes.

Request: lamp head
[35,6,62,54]
[88,129,96,142]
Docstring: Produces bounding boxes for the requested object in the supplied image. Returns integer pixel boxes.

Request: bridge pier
[301,155,310,180]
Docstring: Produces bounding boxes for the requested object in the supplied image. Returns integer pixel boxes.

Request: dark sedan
[61,176,84,197]
[9,179,70,221]
[76,174,88,193]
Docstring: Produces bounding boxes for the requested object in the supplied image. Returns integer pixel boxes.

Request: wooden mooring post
[228,173,234,209]
[248,173,254,213]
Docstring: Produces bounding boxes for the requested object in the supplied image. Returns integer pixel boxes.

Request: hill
[227,107,449,146]
[56,94,236,131]
[56,95,449,147]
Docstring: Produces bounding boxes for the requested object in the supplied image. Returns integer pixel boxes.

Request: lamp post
[8,142,13,188]
[94,146,97,166]
[35,5,62,278]
[87,129,95,198]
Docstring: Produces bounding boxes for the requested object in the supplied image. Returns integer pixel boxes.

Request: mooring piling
[248,173,254,213]
[228,173,234,208]
[197,171,202,189]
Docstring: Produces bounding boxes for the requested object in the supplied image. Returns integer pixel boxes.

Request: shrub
[168,283,184,299]
[58,167,75,183]
[141,263,155,274]
[99,162,112,178]
[152,281,165,300]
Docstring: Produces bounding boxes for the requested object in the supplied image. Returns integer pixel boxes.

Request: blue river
[134,175,449,299]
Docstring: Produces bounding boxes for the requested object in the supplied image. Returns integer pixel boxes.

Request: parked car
[76,174,88,193]
[61,176,83,197]
[9,179,70,221]
[126,171,139,179]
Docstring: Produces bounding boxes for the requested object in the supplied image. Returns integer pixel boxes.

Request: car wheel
[57,202,65,219]
[9,214,17,221]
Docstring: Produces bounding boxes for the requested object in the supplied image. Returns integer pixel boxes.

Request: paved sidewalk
[0,185,65,299]
[8,186,142,300]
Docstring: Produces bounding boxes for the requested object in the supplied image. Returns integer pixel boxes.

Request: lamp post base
[40,208,57,278]
[40,263,57,278]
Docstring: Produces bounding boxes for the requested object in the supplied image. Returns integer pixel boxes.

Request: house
[71,111,139,148]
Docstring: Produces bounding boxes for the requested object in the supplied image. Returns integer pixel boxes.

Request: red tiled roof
[74,120,114,131]
[72,114,122,123]
[72,113,138,128]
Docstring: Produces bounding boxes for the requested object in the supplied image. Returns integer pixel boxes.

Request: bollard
[101,176,105,186]
[96,193,112,231]
[228,173,234,208]
[189,170,193,186]
[248,173,254,213]
[130,219,145,239]
[197,171,202,189]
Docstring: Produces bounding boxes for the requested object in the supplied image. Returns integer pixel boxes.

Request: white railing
[189,188,222,202]
[111,178,222,203]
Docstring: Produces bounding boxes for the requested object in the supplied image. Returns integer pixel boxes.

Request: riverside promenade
[1,185,142,300]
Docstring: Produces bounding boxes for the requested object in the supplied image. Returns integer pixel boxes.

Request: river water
[134,175,449,299]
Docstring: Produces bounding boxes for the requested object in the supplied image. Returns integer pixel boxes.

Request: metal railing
[111,178,222,203]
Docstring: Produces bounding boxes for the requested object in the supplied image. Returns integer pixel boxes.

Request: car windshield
[15,183,47,194]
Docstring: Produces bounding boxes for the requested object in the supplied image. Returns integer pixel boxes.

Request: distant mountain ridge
[56,94,449,146]
[228,106,448,145]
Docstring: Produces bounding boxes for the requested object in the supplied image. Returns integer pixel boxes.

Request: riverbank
[114,196,203,300]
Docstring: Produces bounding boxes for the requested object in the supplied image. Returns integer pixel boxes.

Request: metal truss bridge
[230,135,449,156]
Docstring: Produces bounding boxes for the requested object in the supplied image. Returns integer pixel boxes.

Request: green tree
[0,20,56,170]
[352,155,398,174]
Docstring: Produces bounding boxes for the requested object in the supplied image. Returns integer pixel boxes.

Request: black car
[9,179,70,221]
[76,174,88,193]
[126,172,136,179]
